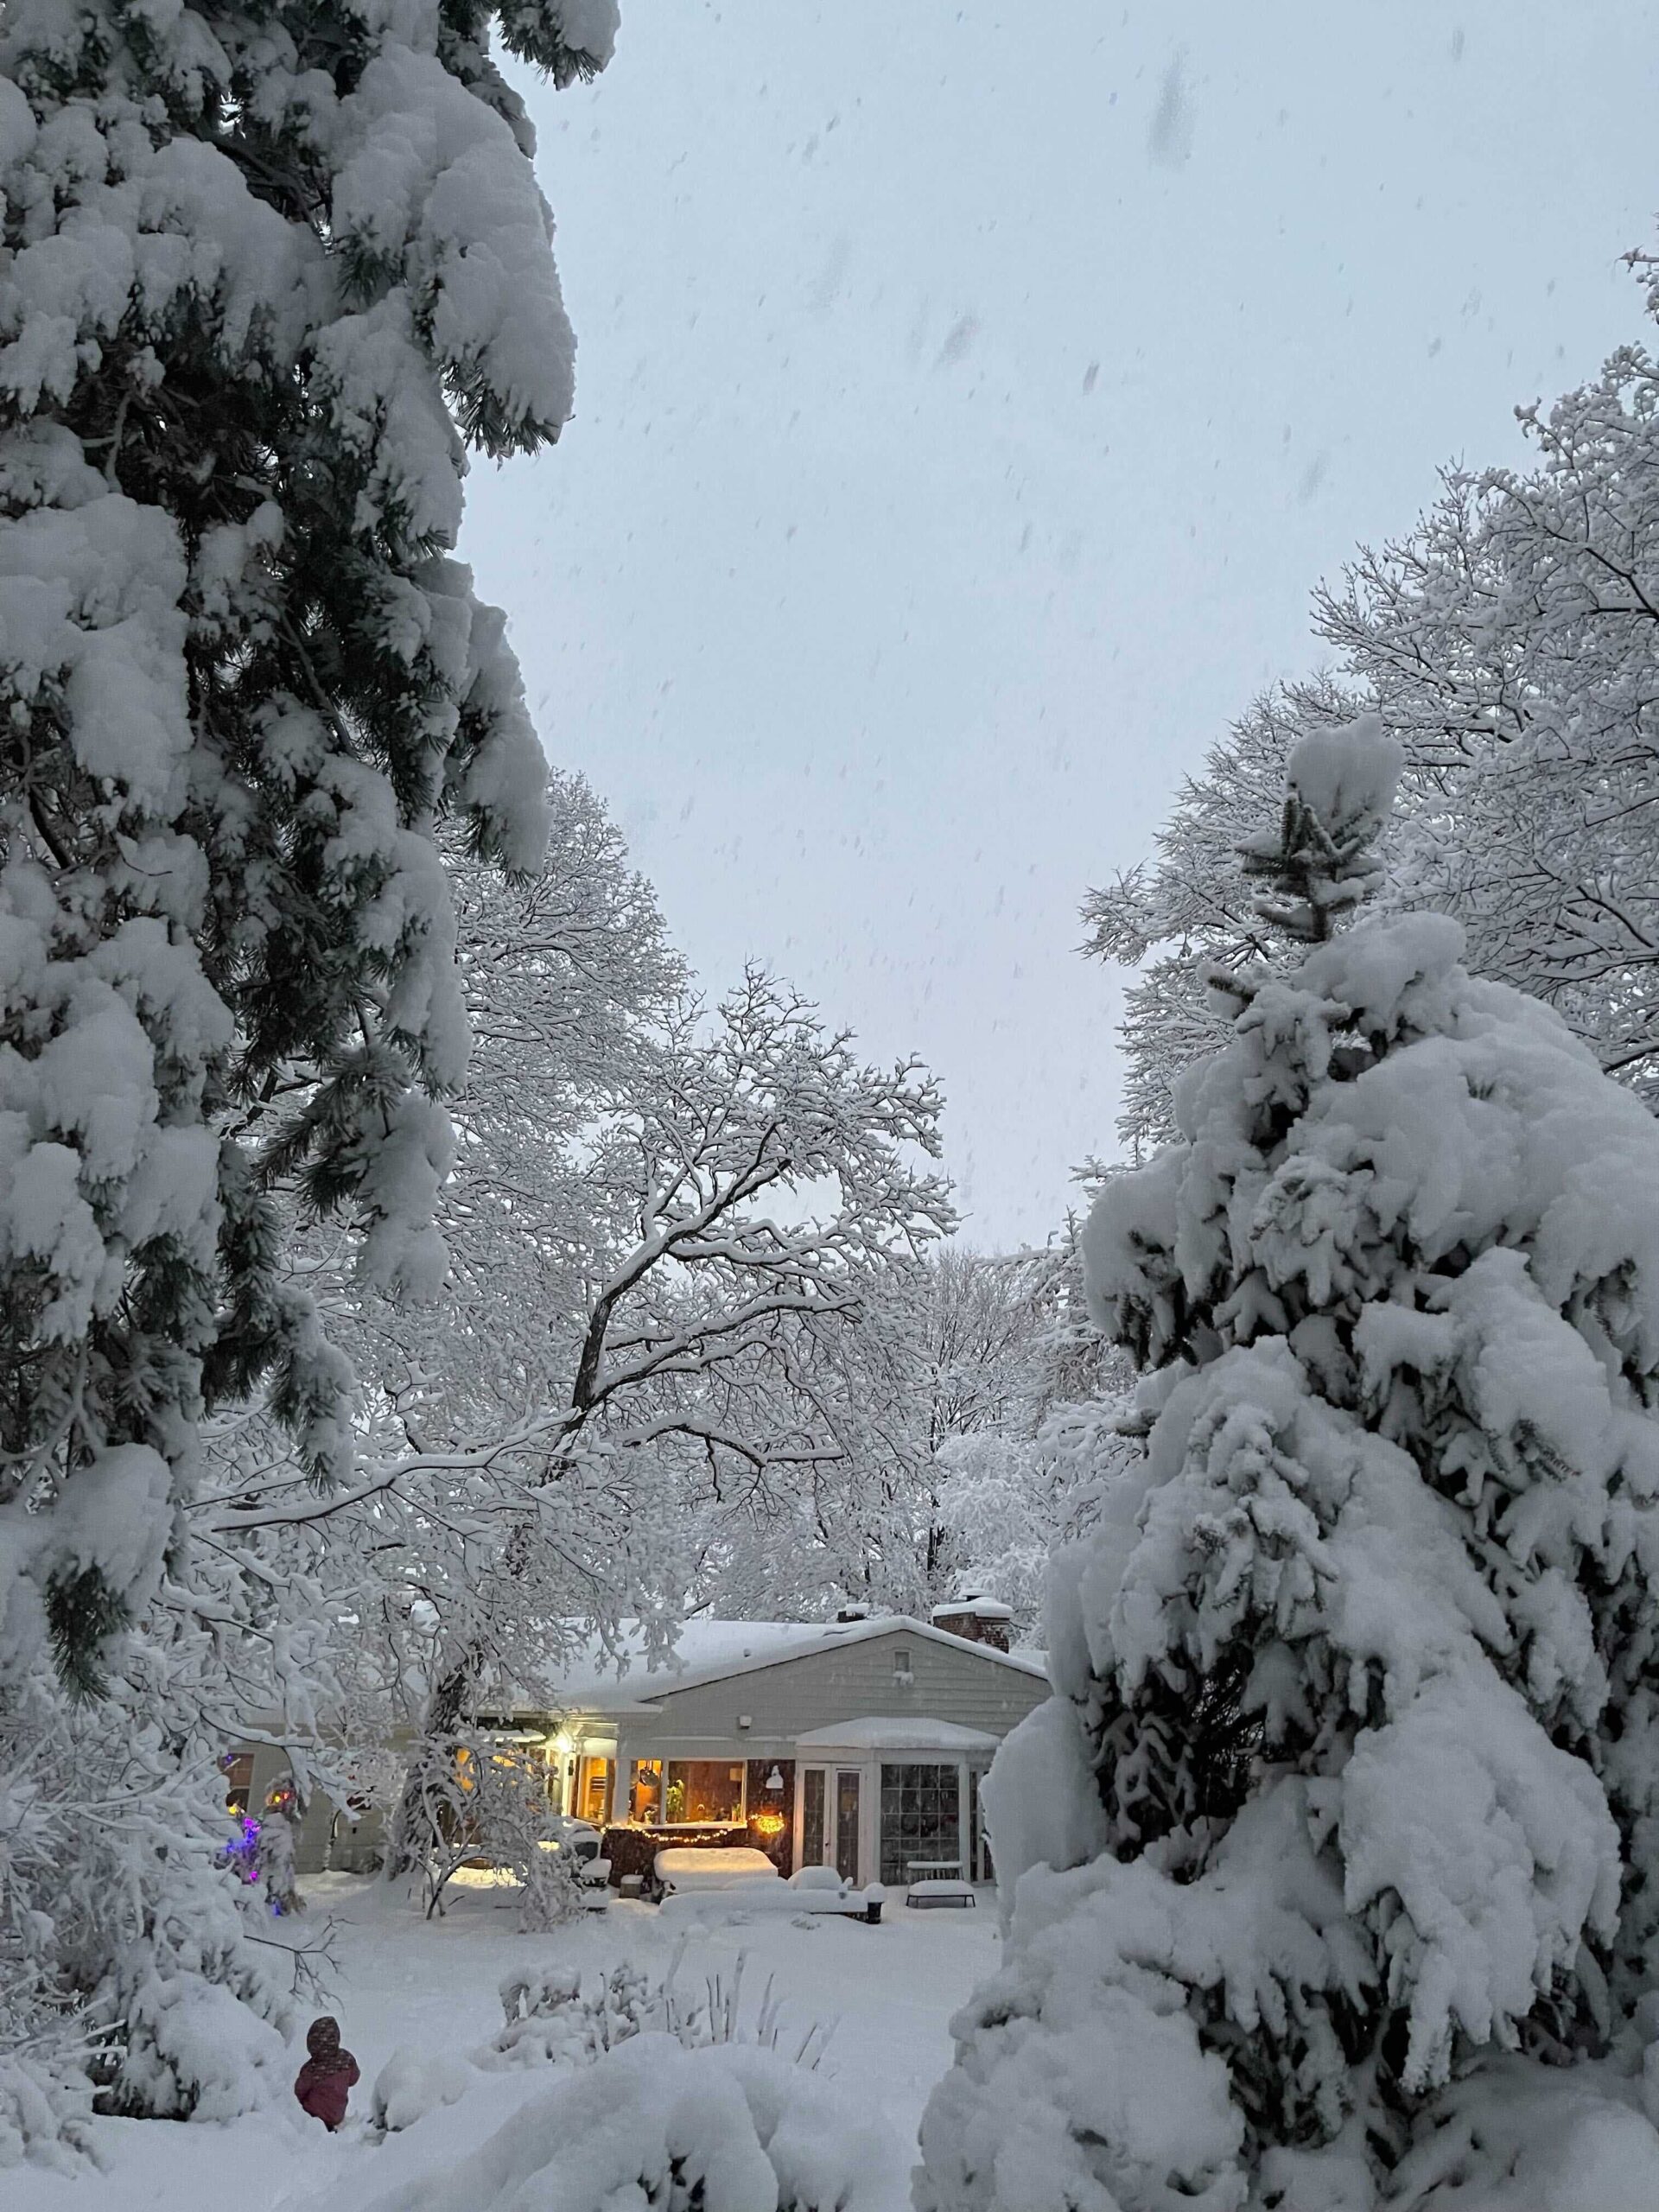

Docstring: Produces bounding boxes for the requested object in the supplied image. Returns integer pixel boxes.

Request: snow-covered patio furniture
[905,1878,976,1909]
[538,1819,612,1906]
[653,1844,780,1892]
[787,1866,886,1923]
[658,1866,885,1927]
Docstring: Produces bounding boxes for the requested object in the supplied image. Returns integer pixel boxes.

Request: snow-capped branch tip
[1238,709,1406,944]
[498,1,622,87]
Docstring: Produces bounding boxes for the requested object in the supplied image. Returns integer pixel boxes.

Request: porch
[789,1718,997,1891]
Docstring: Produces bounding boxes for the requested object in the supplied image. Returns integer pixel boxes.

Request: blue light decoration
[218,1814,262,1884]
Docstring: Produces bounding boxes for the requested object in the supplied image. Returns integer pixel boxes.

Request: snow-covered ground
[13,1873,997,2212]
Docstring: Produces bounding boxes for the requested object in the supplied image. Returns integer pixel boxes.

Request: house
[246,1599,1048,1889]
[513,1599,1048,1890]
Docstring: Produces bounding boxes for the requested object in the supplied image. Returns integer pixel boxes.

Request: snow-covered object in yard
[660,1875,884,1927]
[789,1865,849,1892]
[0,2051,90,2171]
[921,770,1659,2206]
[372,2047,477,2133]
[351,2032,900,2212]
[656,1846,782,1891]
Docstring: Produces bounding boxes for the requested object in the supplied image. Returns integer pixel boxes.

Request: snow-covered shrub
[483,1953,826,2077]
[0,1673,289,2152]
[0,2053,92,2173]
[354,2034,899,2212]
[402,1737,590,1926]
[919,719,1659,2209]
[487,1965,612,2070]
[252,1789,304,1920]
[371,2048,477,2135]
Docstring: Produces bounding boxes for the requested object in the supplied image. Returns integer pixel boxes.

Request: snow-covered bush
[0,2052,92,2173]
[919,719,1659,2209]
[0,1673,289,2153]
[251,1788,304,1920]
[353,2034,899,2212]
[486,1965,616,2070]
[484,1953,823,2075]
[397,1737,589,1926]
[371,2047,477,2135]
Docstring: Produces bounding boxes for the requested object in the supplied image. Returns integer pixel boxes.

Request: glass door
[802,1766,828,1866]
[835,1770,861,1883]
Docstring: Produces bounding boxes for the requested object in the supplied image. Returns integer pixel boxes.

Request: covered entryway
[791,1719,997,1890]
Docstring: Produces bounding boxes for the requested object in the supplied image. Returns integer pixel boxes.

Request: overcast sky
[467,1,1659,1247]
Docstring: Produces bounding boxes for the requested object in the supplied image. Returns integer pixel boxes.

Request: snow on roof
[526,1613,1046,1716]
[930,1599,1014,1621]
[794,1717,999,1753]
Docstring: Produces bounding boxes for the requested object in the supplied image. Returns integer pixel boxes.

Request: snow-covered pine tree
[0,0,614,2142]
[918,715,1659,2212]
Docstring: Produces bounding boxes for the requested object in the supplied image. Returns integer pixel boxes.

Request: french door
[800,1765,863,1885]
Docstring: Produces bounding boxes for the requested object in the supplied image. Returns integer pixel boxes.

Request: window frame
[661,1757,747,1827]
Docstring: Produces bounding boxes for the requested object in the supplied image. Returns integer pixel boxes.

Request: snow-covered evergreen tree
[919,716,1659,2211]
[0,0,614,2144]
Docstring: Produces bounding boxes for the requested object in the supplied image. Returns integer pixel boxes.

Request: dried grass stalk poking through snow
[919,718,1659,2210]
[485,1947,833,2075]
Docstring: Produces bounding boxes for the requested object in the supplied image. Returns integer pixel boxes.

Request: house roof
[524,1614,1046,1719]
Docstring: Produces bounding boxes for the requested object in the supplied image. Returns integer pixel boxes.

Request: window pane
[664,1760,745,1824]
[879,1761,961,1885]
[577,1757,613,1825]
[630,1759,663,1823]
[220,1751,254,1820]
[803,1769,825,1865]
[836,1770,861,1883]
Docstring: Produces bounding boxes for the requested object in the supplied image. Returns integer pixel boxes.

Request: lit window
[664,1760,745,1825]
[219,1751,254,1820]
[630,1759,664,1823]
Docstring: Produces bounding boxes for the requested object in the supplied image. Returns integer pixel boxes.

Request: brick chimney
[930,1592,1014,1653]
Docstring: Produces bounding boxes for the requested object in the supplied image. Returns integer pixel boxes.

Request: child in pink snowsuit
[294,2015,359,2132]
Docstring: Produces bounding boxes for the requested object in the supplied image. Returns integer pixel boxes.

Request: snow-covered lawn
[13,1873,997,2212]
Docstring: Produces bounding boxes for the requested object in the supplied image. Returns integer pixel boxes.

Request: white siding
[619,1628,1047,1751]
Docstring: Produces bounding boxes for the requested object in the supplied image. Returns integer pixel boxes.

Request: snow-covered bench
[653,1845,780,1893]
[656,1863,885,1927]
[905,1878,976,1909]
